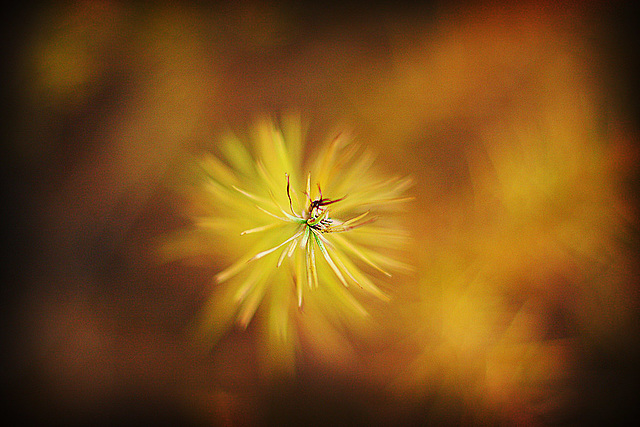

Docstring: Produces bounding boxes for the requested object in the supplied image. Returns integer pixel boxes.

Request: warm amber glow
[7,1,638,425]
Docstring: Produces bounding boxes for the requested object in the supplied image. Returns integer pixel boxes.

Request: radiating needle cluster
[161,114,413,351]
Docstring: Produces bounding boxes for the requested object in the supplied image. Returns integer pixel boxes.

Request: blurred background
[2,1,639,425]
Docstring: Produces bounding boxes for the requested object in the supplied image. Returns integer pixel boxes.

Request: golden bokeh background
[3,1,639,425]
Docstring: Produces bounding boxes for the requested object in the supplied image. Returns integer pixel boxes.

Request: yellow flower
[161,113,412,370]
